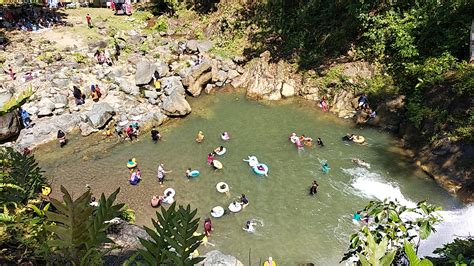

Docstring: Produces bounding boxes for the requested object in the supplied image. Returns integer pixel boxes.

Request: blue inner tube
[253,163,269,176]
[189,170,200,177]
[129,178,140,185]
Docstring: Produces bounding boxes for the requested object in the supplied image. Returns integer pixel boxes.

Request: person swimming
[196,131,205,143]
[239,194,249,207]
[317,137,324,147]
[204,218,212,236]
[243,220,255,233]
[353,211,361,221]
[162,190,174,204]
[310,180,319,195]
[151,195,163,208]
[214,146,224,153]
[207,153,215,164]
[221,131,230,141]
[322,162,330,173]
[289,132,298,143]
[185,168,191,177]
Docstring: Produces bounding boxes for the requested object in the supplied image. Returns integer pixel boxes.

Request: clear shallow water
[36,91,462,265]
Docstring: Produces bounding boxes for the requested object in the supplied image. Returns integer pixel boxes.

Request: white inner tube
[216,182,229,193]
[229,202,242,213]
[213,160,223,169]
[244,156,259,167]
[215,147,227,156]
[211,206,224,218]
[164,188,176,198]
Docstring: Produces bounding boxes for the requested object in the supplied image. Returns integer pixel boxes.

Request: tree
[357,231,396,266]
[45,186,125,265]
[137,202,204,265]
[342,199,442,263]
[404,240,433,266]
[428,236,474,265]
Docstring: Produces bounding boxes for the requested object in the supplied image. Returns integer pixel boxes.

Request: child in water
[196,131,205,143]
[243,220,255,233]
[317,137,324,147]
[185,168,192,177]
[207,153,215,164]
[310,180,319,195]
[204,218,213,236]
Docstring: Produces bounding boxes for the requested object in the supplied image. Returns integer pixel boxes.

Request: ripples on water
[36,91,466,265]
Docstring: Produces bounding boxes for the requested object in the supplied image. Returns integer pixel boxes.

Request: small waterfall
[343,167,416,207]
[343,167,474,256]
[418,205,474,256]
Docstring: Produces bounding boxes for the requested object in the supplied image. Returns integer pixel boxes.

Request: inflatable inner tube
[216,182,229,193]
[352,135,365,144]
[164,188,176,198]
[253,163,269,176]
[211,206,225,218]
[189,170,200,177]
[221,135,230,141]
[127,158,137,169]
[212,160,223,170]
[322,165,330,174]
[244,156,259,167]
[129,178,140,185]
[263,261,277,266]
[42,186,51,196]
[215,147,227,156]
[228,202,242,213]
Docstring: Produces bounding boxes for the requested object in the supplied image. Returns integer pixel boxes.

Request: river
[36,90,466,265]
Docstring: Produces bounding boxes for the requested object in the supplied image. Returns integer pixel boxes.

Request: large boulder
[161,76,185,96]
[330,90,357,118]
[0,111,21,141]
[182,62,212,97]
[161,90,191,117]
[0,91,12,109]
[135,60,155,86]
[197,250,244,266]
[155,60,170,78]
[232,51,299,100]
[84,102,115,129]
[196,40,213,53]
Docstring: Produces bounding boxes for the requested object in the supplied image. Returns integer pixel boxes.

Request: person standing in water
[204,218,212,237]
[310,180,319,195]
[157,163,171,187]
[243,220,255,233]
[196,131,205,143]
[317,137,324,147]
[150,126,160,143]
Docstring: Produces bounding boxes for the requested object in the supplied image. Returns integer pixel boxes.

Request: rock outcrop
[0,111,21,141]
[198,250,244,266]
[233,51,299,100]
[84,102,115,129]
[182,62,212,97]
[161,90,192,117]
[135,60,155,86]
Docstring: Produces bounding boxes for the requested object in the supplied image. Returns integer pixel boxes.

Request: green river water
[36,91,461,265]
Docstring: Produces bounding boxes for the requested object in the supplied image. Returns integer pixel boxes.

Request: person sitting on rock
[20,108,32,128]
[73,85,85,105]
[91,84,102,102]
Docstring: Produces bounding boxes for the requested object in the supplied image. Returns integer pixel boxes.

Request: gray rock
[144,90,158,99]
[54,103,66,109]
[161,76,185,96]
[0,91,12,109]
[135,60,156,86]
[53,108,65,115]
[161,90,191,117]
[84,102,115,128]
[0,111,21,141]
[281,81,296,98]
[186,40,198,52]
[148,98,157,105]
[54,94,68,105]
[79,121,98,136]
[227,69,240,80]
[37,107,53,117]
[153,111,167,125]
[197,250,244,266]
[118,78,140,96]
[38,97,56,110]
[108,66,126,80]
[196,40,213,53]
[182,62,212,97]
[155,60,169,78]
[215,70,228,82]
[204,84,215,94]
[51,78,70,88]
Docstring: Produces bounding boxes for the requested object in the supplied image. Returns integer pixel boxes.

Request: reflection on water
[35,91,461,265]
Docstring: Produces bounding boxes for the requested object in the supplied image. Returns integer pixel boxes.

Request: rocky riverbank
[0,4,471,209]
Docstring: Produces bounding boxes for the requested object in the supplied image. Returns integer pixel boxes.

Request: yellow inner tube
[42,186,51,196]
[352,135,365,144]
[263,261,277,266]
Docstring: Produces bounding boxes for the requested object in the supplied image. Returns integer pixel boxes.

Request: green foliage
[137,202,204,265]
[119,204,136,224]
[37,51,54,64]
[357,231,396,266]
[45,186,124,265]
[404,240,433,266]
[428,237,474,265]
[0,147,47,206]
[0,86,33,115]
[342,199,442,263]
[71,52,87,64]
[153,17,168,32]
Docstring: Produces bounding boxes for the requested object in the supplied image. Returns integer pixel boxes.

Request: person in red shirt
[126,125,136,141]
[86,14,92,28]
[204,218,212,237]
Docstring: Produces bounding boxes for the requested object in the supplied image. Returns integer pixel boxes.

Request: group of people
[0,6,64,31]
[357,94,376,122]
[289,132,324,149]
